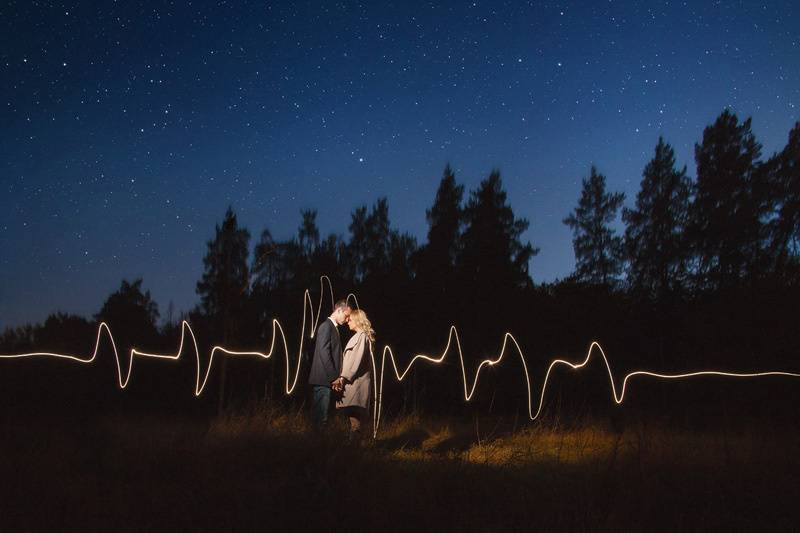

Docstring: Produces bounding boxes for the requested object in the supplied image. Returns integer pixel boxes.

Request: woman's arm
[340,333,365,383]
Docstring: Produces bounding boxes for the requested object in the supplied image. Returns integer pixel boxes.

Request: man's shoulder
[317,319,333,335]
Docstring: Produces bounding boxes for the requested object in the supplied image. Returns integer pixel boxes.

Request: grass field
[1,405,798,531]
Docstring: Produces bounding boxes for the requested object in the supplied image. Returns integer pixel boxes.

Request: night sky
[1,1,798,328]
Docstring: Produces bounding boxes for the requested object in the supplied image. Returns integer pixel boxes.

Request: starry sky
[1,1,798,328]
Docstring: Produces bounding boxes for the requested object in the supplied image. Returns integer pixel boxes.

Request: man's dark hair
[333,299,351,310]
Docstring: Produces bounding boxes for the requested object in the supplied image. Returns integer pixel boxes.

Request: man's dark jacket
[308,319,342,387]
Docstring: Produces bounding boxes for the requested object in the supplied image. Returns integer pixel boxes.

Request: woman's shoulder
[347,331,366,345]
[346,330,364,341]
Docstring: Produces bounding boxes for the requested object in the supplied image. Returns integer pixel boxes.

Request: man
[308,299,351,431]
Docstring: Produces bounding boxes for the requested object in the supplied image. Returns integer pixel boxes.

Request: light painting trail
[2,276,799,439]
[0,276,336,397]
[369,329,800,437]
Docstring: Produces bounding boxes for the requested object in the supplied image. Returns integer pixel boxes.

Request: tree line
[2,109,799,421]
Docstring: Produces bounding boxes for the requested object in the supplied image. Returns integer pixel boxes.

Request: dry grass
[1,406,798,531]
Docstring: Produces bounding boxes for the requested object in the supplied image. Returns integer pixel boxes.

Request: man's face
[334,306,352,325]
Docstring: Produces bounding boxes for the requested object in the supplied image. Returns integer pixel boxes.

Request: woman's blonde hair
[350,309,375,342]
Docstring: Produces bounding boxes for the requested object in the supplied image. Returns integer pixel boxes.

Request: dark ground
[1,405,799,532]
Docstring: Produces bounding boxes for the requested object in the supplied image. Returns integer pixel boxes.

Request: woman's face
[348,319,358,332]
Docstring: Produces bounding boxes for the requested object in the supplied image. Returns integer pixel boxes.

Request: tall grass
[1,405,798,531]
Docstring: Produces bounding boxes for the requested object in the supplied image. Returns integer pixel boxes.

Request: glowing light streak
[1,275,799,441]
[369,328,800,437]
[0,276,335,396]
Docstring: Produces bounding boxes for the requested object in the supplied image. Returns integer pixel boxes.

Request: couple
[308,299,374,440]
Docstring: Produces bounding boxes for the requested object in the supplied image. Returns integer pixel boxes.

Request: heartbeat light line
[0,276,335,396]
[1,276,799,439]
[368,328,800,437]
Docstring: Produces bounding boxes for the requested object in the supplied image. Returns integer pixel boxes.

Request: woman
[334,308,374,440]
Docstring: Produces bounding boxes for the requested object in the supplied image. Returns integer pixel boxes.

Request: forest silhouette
[2,109,799,424]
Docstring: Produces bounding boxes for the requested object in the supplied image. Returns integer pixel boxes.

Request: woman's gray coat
[336,331,373,409]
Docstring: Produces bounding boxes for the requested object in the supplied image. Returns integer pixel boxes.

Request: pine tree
[422,164,464,272]
[298,209,320,259]
[95,279,160,334]
[251,228,280,293]
[416,164,465,307]
[689,109,764,290]
[196,206,251,325]
[196,206,250,411]
[310,233,348,287]
[623,138,693,300]
[347,198,392,283]
[459,170,538,291]
[564,166,625,286]
[766,122,800,278]
[94,279,161,394]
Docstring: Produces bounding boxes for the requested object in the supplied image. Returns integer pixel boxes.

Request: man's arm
[314,322,337,377]
[316,321,332,358]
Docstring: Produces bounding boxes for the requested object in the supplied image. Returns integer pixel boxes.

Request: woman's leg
[347,407,366,441]
[348,414,362,433]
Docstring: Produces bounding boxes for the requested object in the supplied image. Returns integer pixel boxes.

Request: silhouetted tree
[197,207,251,326]
[347,198,392,283]
[415,164,464,350]
[459,170,537,290]
[251,229,278,293]
[452,167,537,367]
[296,208,346,291]
[37,313,96,354]
[440,170,537,416]
[0,324,34,352]
[310,233,348,286]
[765,122,800,280]
[419,164,464,274]
[404,165,467,410]
[414,164,464,326]
[689,109,765,290]
[95,278,160,345]
[623,137,693,300]
[388,232,417,280]
[564,166,625,286]
[298,209,320,260]
[196,206,250,410]
[252,229,307,295]
[93,279,161,402]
